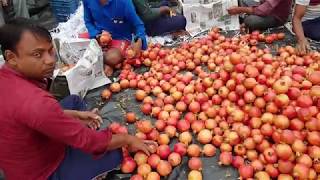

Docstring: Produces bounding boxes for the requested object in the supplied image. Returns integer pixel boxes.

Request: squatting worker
[293,0,320,54]
[83,0,147,75]
[0,19,156,180]
[228,0,292,31]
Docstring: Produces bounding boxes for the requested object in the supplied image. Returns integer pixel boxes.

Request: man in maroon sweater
[228,0,293,31]
[0,20,155,180]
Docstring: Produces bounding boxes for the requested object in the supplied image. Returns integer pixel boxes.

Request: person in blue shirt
[83,0,147,75]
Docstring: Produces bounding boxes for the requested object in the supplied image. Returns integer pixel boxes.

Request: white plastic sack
[0,55,4,68]
[57,39,110,97]
[183,0,240,35]
[50,3,87,39]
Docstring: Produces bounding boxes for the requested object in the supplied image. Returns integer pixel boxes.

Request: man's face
[5,31,56,80]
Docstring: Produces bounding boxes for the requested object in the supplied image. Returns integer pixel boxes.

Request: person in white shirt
[293,0,320,54]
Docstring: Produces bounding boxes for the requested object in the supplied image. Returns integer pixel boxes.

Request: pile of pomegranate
[101,28,320,180]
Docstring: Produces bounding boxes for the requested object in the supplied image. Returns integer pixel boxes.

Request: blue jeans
[145,15,186,36]
[49,148,122,180]
[59,94,87,111]
[302,17,320,41]
[49,95,122,180]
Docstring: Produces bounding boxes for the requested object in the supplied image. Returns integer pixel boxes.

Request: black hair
[0,18,52,59]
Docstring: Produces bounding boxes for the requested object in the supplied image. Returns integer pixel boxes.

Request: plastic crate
[50,0,80,22]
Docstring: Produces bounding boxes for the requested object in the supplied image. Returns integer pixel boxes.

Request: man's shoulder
[0,70,53,106]
[296,0,311,6]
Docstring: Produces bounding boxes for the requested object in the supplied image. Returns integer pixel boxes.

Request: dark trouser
[243,15,283,31]
[239,0,283,31]
[145,14,187,36]
[302,17,320,41]
[49,95,123,180]
[49,148,122,180]
[59,94,87,111]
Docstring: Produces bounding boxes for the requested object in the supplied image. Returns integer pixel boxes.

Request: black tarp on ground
[68,27,319,180]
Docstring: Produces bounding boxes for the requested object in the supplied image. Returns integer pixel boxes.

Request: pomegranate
[188,157,202,170]
[293,164,309,179]
[197,129,212,144]
[203,144,216,157]
[136,90,147,101]
[308,71,320,85]
[179,132,193,145]
[278,160,294,174]
[251,159,264,171]
[273,115,289,129]
[292,139,307,153]
[158,133,170,145]
[191,120,205,133]
[134,151,148,165]
[265,164,279,178]
[173,143,187,156]
[307,131,320,146]
[163,126,176,138]
[187,144,201,157]
[219,152,232,165]
[177,120,191,132]
[155,120,166,131]
[297,154,313,167]
[297,95,313,108]
[101,89,112,100]
[148,154,161,169]
[136,120,153,134]
[189,101,201,113]
[188,170,202,180]
[232,156,244,168]
[130,174,143,180]
[254,171,270,180]
[239,165,254,179]
[156,160,172,177]
[137,164,151,177]
[121,157,137,173]
[157,145,170,160]
[168,152,181,167]
[263,148,277,164]
[146,172,160,180]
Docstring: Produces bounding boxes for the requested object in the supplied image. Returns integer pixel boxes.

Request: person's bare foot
[171,30,190,39]
[104,65,113,76]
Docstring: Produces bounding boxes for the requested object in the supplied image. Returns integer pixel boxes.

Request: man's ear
[4,50,18,66]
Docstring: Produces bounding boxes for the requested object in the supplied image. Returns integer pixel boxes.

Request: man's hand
[77,109,103,130]
[296,38,310,55]
[160,6,171,15]
[131,38,142,58]
[1,0,9,6]
[96,31,112,48]
[228,6,242,15]
[127,136,157,156]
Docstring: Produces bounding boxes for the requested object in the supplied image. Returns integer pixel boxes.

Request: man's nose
[44,52,56,65]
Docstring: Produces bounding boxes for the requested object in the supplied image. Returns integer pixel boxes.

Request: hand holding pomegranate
[127,136,157,156]
[98,31,112,46]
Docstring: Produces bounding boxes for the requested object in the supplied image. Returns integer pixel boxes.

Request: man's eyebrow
[31,45,54,52]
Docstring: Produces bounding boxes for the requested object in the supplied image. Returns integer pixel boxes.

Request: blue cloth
[59,95,87,111]
[83,0,147,49]
[145,15,186,36]
[302,16,320,41]
[49,95,123,180]
[49,148,123,180]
